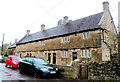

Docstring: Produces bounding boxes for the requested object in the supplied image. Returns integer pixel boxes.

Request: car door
[6,57,12,66]
[20,58,30,71]
[27,58,35,74]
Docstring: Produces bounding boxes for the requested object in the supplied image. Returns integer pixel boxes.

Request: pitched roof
[8,43,17,49]
[17,12,103,44]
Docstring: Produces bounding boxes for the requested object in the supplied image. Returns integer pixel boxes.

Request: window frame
[36,41,45,46]
[81,50,91,58]
[40,52,44,57]
[83,32,89,39]
[61,36,70,42]
[62,51,68,58]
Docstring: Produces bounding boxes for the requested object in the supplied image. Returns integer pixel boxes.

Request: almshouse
[9,2,118,65]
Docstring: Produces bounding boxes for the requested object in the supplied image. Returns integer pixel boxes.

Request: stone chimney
[26,30,30,36]
[57,16,72,26]
[15,39,17,43]
[103,1,109,11]
[63,16,69,24]
[41,24,45,31]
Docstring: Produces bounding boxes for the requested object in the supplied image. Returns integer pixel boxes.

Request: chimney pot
[26,30,30,36]
[63,16,69,20]
[41,24,45,31]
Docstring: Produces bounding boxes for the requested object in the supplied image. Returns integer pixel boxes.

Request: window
[83,32,89,39]
[36,41,45,46]
[81,50,85,57]
[61,36,70,42]
[40,52,44,57]
[81,50,91,58]
[62,51,68,58]
[87,50,91,57]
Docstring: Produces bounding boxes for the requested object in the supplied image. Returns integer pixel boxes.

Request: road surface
[0,63,61,81]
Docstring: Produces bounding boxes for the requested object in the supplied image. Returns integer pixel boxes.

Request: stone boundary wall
[88,61,120,80]
[55,61,88,79]
[55,61,120,80]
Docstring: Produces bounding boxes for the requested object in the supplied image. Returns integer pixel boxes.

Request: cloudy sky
[0,0,119,45]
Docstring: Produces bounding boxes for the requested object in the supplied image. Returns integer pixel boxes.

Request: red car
[5,55,21,68]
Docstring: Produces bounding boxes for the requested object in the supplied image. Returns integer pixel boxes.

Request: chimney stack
[26,30,30,36]
[15,39,17,43]
[103,1,109,11]
[63,16,69,20]
[41,24,45,31]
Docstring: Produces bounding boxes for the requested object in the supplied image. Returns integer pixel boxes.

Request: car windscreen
[34,59,49,65]
[12,57,21,60]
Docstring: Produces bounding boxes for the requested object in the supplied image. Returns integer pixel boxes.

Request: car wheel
[34,69,39,78]
[10,65,13,69]
[19,67,23,73]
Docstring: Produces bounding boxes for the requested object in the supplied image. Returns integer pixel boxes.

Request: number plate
[50,71,56,74]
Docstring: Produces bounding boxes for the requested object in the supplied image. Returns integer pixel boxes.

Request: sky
[0,0,119,45]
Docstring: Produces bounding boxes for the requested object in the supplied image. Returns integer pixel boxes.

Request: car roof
[8,55,20,57]
[25,57,44,60]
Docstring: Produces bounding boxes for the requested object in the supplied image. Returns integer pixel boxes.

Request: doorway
[53,53,56,64]
[72,52,77,61]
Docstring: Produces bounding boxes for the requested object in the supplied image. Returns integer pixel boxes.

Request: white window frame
[81,50,91,58]
[36,41,45,46]
[62,51,68,58]
[83,32,89,39]
[87,50,91,58]
[81,50,85,58]
[61,36,70,42]
[40,52,44,57]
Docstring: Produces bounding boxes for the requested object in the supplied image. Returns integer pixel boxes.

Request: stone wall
[54,61,120,80]
[55,61,88,79]
[15,30,103,65]
[88,61,120,80]
[16,30,101,52]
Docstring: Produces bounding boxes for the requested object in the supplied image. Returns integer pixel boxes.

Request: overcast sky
[0,0,119,45]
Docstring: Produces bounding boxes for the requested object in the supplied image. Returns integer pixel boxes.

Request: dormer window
[61,36,70,42]
[83,32,89,39]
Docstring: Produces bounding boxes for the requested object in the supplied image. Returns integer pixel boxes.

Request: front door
[48,53,51,63]
[53,53,56,64]
[72,52,77,61]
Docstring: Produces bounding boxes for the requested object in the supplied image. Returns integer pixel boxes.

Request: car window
[23,58,33,63]
[8,57,12,60]
[12,57,21,60]
[28,58,34,63]
[34,58,49,65]
[23,58,29,62]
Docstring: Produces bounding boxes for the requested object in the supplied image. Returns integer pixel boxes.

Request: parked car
[5,55,21,68]
[0,55,3,63]
[19,57,59,78]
